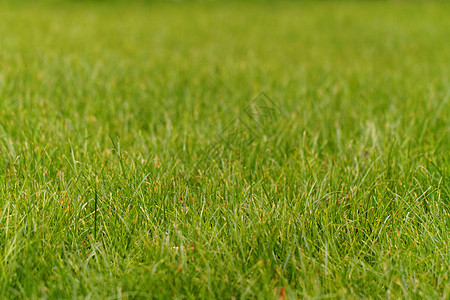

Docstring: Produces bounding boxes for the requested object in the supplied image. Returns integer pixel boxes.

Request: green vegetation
[0,1,449,298]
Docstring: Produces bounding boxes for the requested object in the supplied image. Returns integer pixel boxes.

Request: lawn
[0,0,449,298]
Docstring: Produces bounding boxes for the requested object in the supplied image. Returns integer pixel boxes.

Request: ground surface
[0,0,449,298]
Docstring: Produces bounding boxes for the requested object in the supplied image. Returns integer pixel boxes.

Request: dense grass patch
[0,0,449,298]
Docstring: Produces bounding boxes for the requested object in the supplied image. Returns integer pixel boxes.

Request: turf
[0,0,449,298]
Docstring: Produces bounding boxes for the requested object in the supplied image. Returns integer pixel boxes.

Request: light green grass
[0,1,449,298]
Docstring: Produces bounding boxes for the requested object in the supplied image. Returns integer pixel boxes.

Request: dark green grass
[0,1,449,298]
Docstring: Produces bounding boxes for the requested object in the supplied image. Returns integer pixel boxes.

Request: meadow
[0,0,449,298]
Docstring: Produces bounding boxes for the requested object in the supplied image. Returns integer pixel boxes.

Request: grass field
[0,0,449,298]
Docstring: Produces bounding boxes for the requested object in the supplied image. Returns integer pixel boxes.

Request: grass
[0,0,449,298]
